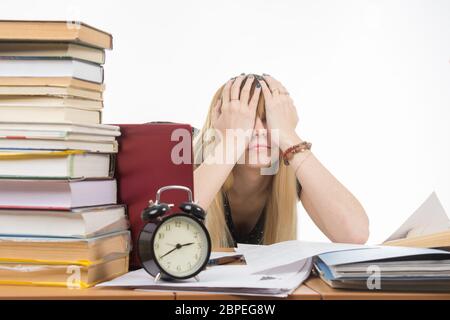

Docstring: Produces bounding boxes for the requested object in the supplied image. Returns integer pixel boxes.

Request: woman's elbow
[333,205,369,244]
[343,209,370,244]
[346,225,369,244]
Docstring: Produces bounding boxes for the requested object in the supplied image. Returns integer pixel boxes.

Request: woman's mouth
[248,143,270,150]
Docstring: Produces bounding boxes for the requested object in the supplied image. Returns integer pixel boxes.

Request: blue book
[314,246,450,291]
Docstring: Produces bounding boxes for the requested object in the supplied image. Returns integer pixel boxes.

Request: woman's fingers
[281,84,289,95]
[231,75,245,101]
[248,82,261,112]
[240,75,254,105]
[259,80,273,103]
[262,75,282,97]
[277,80,289,95]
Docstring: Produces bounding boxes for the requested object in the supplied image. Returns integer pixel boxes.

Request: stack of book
[314,193,450,292]
[314,246,450,291]
[0,21,130,288]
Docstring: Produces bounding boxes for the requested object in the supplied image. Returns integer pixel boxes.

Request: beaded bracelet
[282,141,312,165]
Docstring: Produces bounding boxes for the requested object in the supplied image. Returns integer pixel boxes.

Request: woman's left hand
[259,75,302,152]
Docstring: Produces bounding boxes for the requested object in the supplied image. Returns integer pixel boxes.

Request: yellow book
[384,230,450,249]
[0,77,104,92]
[0,20,112,49]
[0,231,131,266]
[0,255,129,288]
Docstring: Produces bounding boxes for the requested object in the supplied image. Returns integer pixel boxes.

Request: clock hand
[159,242,195,259]
[179,242,195,247]
[165,243,178,247]
[166,242,194,248]
[159,246,178,259]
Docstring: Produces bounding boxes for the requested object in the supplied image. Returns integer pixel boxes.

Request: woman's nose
[253,117,267,136]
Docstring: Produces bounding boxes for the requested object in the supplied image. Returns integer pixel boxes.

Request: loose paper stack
[0,21,130,288]
[99,259,312,298]
[97,242,370,297]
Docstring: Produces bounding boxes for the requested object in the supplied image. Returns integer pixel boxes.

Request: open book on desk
[98,241,450,296]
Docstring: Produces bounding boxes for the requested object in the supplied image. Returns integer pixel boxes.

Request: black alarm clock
[138,185,211,281]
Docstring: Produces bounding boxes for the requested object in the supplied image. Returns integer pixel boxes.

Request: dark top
[222,181,302,247]
[223,193,265,246]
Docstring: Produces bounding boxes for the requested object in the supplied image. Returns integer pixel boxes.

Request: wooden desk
[304,276,450,300]
[0,285,320,300]
[1,278,450,300]
[0,285,174,300]
[0,284,318,300]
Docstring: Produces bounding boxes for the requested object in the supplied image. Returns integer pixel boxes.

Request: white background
[2,0,449,244]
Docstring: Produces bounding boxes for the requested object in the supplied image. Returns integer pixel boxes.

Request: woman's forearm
[289,146,369,243]
[194,138,240,209]
[194,161,234,210]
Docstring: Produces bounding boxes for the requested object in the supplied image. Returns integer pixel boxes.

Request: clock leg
[155,273,161,282]
[194,275,200,282]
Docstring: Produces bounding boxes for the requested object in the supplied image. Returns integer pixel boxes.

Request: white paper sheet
[97,258,312,297]
[384,192,450,242]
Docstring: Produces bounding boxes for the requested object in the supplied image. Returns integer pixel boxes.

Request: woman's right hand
[194,75,261,208]
[211,74,261,138]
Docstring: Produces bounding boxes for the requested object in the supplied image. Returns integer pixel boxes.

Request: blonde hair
[194,75,298,249]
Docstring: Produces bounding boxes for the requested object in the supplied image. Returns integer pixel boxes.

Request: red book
[114,123,194,269]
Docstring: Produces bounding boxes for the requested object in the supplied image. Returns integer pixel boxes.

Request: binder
[114,123,194,269]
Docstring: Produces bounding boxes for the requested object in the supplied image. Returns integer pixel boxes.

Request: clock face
[153,214,210,278]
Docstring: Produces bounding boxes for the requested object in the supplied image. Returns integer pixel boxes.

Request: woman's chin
[242,162,271,169]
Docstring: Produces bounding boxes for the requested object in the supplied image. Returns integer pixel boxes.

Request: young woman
[194,73,369,248]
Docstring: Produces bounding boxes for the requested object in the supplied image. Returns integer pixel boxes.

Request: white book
[0,57,104,84]
[0,179,117,209]
[0,137,117,153]
[0,122,120,141]
[0,122,120,135]
[0,205,128,238]
[0,150,113,179]
[0,129,116,141]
